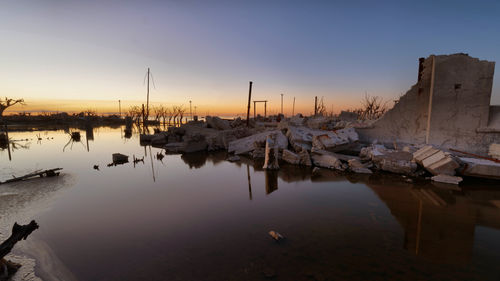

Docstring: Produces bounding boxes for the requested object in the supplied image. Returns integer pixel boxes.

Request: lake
[1,126,500,281]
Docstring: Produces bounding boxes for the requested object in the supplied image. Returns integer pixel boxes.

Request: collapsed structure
[138,53,500,184]
[358,53,500,155]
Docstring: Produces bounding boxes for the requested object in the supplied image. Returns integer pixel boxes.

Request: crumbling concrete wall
[358,56,434,144]
[358,53,500,154]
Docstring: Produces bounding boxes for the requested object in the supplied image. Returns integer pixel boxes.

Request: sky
[1,0,500,116]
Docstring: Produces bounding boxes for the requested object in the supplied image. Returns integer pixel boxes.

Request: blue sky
[1,0,499,114]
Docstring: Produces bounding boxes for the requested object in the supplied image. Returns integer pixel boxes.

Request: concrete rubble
[431,174,463,185]
[459,157,500,180]
[263,133,280,170]
[413,146,459,176]
[137,61,500,182]
[360,144,417,175]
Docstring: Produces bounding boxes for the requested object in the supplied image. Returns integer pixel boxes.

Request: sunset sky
[1,0,499,116]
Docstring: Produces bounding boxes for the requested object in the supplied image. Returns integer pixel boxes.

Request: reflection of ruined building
[366,177,500,265]
[359,54,499,154]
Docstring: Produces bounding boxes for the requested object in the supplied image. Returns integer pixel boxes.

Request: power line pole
[314,96,318,117]
[281,93,284,116]
[146,67,150,124]
[246,81,253,127]
[189,100,192,121]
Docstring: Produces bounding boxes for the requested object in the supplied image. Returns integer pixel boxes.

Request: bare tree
[127,105,143,123]
[316,97,327,116]
[0,97,25,118]
[356,93,389,120]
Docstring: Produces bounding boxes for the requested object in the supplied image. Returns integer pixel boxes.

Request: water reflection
[2,127,500,280]
[365,175,500,265]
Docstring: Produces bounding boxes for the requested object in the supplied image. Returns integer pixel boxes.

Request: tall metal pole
[146,68,150,124]
[246,81,253,127]
[292,97,296,116]
[189,100,192,121]
[280,93,283,116]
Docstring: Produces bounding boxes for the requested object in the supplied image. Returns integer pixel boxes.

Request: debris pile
[136,113,500,184]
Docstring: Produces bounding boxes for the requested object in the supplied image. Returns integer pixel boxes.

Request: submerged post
[246,81,253,127]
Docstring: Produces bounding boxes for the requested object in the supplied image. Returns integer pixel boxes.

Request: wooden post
[253,101,256,119]
[314,96,318,116]
[189,100,192,121]
[292,97,296,116]
[118,100,121,118]
[264,101,267,117]
[246,81,253,127]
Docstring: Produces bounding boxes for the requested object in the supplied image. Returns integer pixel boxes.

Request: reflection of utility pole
[189,100,192,121]
[149,146,156,182]
[247,164,252,200]
[416,199,423,255]
[281,93,284,116]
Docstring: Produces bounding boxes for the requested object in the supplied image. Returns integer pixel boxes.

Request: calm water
[2,126,500,281]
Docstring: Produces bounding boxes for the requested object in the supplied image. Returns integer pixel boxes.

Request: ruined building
[358,53,500,155]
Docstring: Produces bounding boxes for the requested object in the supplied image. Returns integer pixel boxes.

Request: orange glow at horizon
[3,97,364,117]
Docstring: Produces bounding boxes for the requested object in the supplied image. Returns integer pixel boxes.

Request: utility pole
[118,100,121,118]
[281,93,284,116]
[292,97,296,116]
[246,81,253,127]
[146,68,150,124]
[314,96,318,117]
[189,100,192,120]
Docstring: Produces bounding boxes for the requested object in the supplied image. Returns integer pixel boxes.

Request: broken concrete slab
[282,149,300,165]
[206,116,231,130]
[311,150,345,171]
[348,159,373,174]
[361,145,417,175]
[431,174,463,185]
[413,145,440,165]
[459,157,500,180]
[417,149,459,176]
[228,130,288,155]
[263,133,280,170]
[312,134,350,152]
